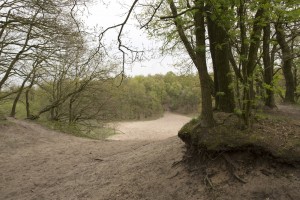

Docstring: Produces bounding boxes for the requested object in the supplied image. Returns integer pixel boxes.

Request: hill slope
[0,113,299,200]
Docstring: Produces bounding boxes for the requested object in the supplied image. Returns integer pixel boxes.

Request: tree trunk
[168,0,214,126]
[10,76,30,117]
[194,0,214,127]
[207,8,235,112]
[263,24,276,108]
[275,23,295,103]
[239,1,250,126]
[206,16,219,109]
[209,35,220,109]
[294,67,299,101]
[25,91,30,118]
[69,97,76,124]
[241,5,264,127]
[25,73,36,118]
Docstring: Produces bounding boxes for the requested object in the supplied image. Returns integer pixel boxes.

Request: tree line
[121,0,300,127]
[1,71,202,122]
[0,0,299,131]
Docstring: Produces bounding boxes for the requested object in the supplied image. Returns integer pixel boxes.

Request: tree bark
[194,0,214,126]
[263,24,276,108]
[207,7,235,112]
[275,22,295,103]
[10,75,30,117]
[240,4,264,127]
[25,72,36,118]
[208,27,220,109]
[168,0,214,126]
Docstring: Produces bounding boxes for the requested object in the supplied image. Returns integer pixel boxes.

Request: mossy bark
[275,23,295,103]
[207,5,235,113]
[263,24,276,108]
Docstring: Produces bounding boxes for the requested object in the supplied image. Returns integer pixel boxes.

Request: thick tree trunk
[275,23,295,103]
[263,24,276,108]
[207,10,235,113]
[194,1,214,127]
[168,0,214,126]
[206,17,219,109]
[209,38,220,109]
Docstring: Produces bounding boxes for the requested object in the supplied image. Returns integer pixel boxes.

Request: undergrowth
[37,119,117,140]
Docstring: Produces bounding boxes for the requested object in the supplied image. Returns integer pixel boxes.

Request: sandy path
[0,108,299,200]
[0,118,196,200]
[108,112,191,140]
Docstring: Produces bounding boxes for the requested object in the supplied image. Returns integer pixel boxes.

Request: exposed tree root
[204,173,215,190]
[167,171,179,179]
[172,160,184,168]
[232,172,247,184]
[223,154,247,184]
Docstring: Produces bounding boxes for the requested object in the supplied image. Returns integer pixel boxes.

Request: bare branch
[160,7,198,20]
[140,0,163,29]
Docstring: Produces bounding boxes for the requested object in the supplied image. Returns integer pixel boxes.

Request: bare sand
[108,112,191,140]
[0,111,299,200]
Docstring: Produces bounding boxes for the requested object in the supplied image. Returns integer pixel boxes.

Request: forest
[1,71,201,127]
[0,0,299,135]
[0,0,300,199]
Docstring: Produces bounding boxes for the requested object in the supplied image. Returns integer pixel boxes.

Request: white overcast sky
[82,0,180,76]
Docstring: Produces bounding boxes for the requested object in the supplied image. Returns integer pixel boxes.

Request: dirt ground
[108,112,191,140]
[0,111,299,200]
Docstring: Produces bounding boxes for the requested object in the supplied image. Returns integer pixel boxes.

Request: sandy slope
[0,114,194,200]
[0,112,299,200]
[108,112,191,140]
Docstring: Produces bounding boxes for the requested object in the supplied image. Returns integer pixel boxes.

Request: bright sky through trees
[83,0,180,76]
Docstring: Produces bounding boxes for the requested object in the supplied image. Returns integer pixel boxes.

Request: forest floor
[0,107,299,200]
